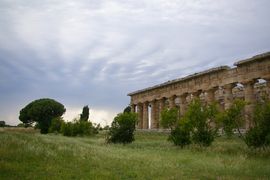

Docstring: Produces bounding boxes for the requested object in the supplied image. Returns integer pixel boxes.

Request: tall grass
[0,128,269,179]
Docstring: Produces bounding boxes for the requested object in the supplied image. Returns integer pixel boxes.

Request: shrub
[60,120,97,137]
[245,99,270,148]
[169,118,192,147]
[61,122,74,136]
[49,117,64,133]
[0,121,6,127]
[187,99,218,147]
[192,129,215,147]
[107,112,137,144]
[245,127,266,147]
[73,120,96,136]
[160,107,179,130]
[162,99,219,147]
[218,99,246,137]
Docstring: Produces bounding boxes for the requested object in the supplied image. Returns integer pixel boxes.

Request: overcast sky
[0,0,270,126]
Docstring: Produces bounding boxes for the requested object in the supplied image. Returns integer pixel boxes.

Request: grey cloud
[0,0,270,125]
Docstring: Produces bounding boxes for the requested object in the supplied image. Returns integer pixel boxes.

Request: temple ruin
[128,52,270,130]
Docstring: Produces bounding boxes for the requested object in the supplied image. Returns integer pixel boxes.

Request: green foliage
[17,123,25,127]
[192,129,215,147]
[80,105,89,121]
[160,107,179,130]
[169,119,192,147]
[2,130,270,179]
[123,106,131,113]
[103,125,110,130]
[107,112,137,144]
[19,98,66,134]
[164,99,219,147]
[245,99,270,148]
[60,120,97,137]
[218,99,246,137]
[186,99,218,147]
[0,121,6,127]
[60,122,73,136]
[245,127,266,148]
[49,117,64,133]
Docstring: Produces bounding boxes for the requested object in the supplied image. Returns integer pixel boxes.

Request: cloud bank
[0,0,270,125]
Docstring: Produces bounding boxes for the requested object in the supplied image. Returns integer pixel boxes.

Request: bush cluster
[162,97,270,149]
[163,99,219,147]
[48,116,98,137]
[107,112,137,144]
[245,99,270,148]
[218,99,246,137]
[48,117,64,133]
[60,120,98,137]
[168,119,192,147]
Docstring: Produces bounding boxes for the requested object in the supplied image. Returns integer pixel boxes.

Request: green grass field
[0,128,270,179]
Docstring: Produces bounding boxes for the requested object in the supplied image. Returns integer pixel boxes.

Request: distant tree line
[19,99,99,136]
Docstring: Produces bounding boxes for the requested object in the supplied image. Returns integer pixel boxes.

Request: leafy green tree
[160,107,191,147]
[245,99,270,148]
[19,98,66,134]
[186,99,219,147]
[160,107,179,130]
[218,99,246,137]
[60,122,73,136]
[0,121,5,127]
[123,106,131,113]
[107,112,137,144]
[60,119,97,137]
[49,117,64,133]
[80,105,89,121]
[169,118,192,147]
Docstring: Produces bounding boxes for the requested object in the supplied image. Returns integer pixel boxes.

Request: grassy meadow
[0,127,270,179]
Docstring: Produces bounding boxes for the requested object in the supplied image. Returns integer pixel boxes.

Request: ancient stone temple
[128,52,270,130]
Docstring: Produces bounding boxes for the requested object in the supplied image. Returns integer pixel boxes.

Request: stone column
[155,100,160,129]
[159,98,166,112]
[169,95,176,109]
[192,90,202,100]
[150,100,157,129]
[158,98,166,128]
[243,80,256,129]
[223,83,235,110]
[266,78,270,98]
[142,102,149,129]
[179,93,188,116]
[206,87,218,105]
[131,104,136,112]
[137,103,143,129]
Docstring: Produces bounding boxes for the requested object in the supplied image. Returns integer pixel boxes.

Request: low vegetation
[0,128,269,179]
[161,99,220,147]
[161,98,270,149]
[245,99,270,148]
[106,112,137,144]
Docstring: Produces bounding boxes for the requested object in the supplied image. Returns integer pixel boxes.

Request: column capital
[242,79,257,86]
[180,92,189,98]
[169,95,176,108]
[223,83,236,90]
[143,101,149,105]
[206,86,219,92]
[150,99,156,104]
[192,90,202,96]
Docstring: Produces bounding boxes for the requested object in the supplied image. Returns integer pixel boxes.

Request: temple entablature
[128,52,270,130]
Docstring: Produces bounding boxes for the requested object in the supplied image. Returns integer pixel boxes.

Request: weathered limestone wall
[128,52,270,129]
